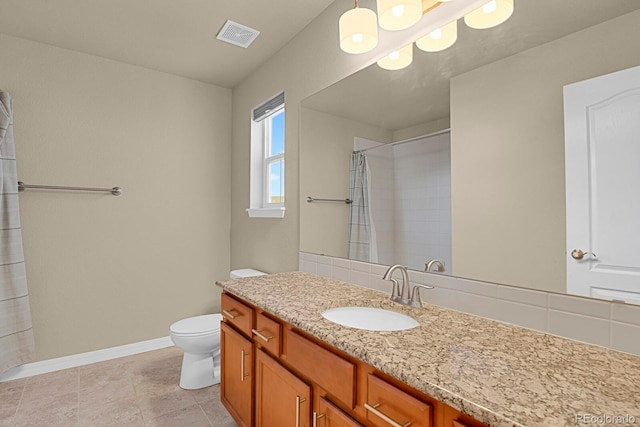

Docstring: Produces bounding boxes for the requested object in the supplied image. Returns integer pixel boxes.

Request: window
[247,92,286,218]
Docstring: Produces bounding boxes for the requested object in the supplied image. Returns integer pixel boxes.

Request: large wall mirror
[299,0,640,304]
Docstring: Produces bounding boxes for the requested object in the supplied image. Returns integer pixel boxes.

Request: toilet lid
[170,314,221,336]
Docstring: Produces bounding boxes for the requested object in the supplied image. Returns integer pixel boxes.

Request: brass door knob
[571,249,597,260]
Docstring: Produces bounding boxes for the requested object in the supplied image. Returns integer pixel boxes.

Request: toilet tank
[230,268,267,279]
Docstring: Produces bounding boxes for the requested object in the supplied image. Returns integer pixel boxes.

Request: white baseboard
[0,336,174,382]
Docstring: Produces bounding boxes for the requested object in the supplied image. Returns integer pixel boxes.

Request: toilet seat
[170,314,221,337]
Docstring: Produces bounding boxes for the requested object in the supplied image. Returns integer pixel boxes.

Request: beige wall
[450,10,640,293]
[0,35,231,360]
[299,108,392,258]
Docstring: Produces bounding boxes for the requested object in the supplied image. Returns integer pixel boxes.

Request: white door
[564,65,640,304]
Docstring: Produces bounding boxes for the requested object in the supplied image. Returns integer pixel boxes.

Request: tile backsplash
[299,252,640,357]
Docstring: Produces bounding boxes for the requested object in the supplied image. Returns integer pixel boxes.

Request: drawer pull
[222,309,239,319]
[296,396,307,427]
[240,349,249,381]
[251,328,273,342]
[365,402,411,427]
[313,411,325,427]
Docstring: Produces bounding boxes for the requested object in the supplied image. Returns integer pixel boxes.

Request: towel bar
[18,181,122,196]
[306,196,352,204]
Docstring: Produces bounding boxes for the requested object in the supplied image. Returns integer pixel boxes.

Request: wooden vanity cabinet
[256,348,312,427]
[220,321,254,427]
[220,291,487,427]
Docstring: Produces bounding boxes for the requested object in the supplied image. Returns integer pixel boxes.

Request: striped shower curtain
[0,91,35,374]
[348,151,372,262]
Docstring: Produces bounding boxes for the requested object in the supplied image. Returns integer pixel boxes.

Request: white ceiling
[0,0,336,88]
[302,0,640,131]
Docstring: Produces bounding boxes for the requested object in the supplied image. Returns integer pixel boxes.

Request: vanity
[216,272,640,427]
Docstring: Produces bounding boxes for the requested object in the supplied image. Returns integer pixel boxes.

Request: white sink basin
[321,307,419,331]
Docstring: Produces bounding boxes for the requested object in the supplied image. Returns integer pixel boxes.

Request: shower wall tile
[331,257,350,269]
[497,285,548,308]
[370,263,389,276]
[426,274,498,299]
[611,301,640,326]
[299,259,316,275]
[349,270,370,288]
[611,322,640,355]
[349,260,370,273]
[548,310,610,347]
[316,263,332,278]
[330,266,349,283]
[317,256,332,266]
[495,300,548,332]
[369,274,391,293]
[548,294,611,319]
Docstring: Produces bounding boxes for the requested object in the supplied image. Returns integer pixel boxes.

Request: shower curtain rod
[355,128,451,153]
[17,181,123,196]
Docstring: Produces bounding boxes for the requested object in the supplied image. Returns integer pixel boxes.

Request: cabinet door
[365,374,432,427]
[221,322,253,427]
[256,348,312,427]
[316,397,362,427]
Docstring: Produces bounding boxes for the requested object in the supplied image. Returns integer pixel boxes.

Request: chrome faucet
[382,264,411,304]
[383,264,435,307]
[425,259,445,273]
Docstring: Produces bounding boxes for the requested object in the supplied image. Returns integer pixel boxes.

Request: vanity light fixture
[377,0,423,31]
[339,0,379,54]
[464,0,514,29]
[377,43,413,70]
[415,19,458,52]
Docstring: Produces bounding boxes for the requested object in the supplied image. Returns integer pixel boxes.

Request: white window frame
[247,92,286,218]
[262,107,285,208]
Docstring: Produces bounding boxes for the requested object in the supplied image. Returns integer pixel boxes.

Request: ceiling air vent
[216,20,260,48]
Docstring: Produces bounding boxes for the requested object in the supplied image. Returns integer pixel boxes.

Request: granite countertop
[216,271,640,427]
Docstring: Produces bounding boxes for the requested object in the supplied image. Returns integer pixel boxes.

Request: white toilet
[169,268,266,390]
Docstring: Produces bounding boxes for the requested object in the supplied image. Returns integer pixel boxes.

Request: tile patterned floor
[0,346,238,427]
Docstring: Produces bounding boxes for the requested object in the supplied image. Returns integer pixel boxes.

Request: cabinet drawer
[317,397,363,427]
[286,330,356,408]
[252,312,282,357]
[221,293,254,336]
[365,374,432,427]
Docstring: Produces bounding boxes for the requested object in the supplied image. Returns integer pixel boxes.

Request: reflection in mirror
[300,0,640,304]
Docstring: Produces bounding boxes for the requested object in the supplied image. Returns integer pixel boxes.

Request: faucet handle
[410,283,435,307]
[388,278,401,301]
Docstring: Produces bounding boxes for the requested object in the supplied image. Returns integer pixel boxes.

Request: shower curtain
[0,91,35,375]
[348,151,375,262]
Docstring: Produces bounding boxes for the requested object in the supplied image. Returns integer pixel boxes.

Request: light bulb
[377,0,422,31]
[377,44,413,70]
[392,4,405,17]
[416,20,457,52]
[483,0,497,13]
[464,0,514,29]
